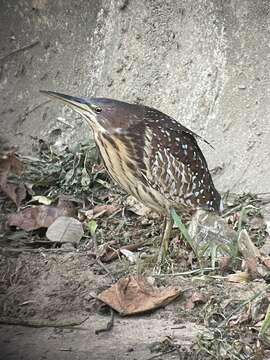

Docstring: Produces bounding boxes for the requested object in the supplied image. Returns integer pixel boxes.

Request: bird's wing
[179,124,214,149]
[142,118,221,212]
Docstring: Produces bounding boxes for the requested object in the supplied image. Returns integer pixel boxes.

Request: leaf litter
[0,144,270,358]
[0,150,26,207]
[97,275,181,315]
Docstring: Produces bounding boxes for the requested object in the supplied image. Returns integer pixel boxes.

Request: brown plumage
[41,91,222,261]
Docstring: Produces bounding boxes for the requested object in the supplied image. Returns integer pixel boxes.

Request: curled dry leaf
[260,236,270,257]
[242,257,270,280]
[125,195,158,218]
[261,257,270,270]
[225,271,250,283]
[7,204,75,231]
[97,275,181,316]
[238,229,260,259]
[184,291,207,311]
[46,216,84,244]
[30,195,52,205]
[229,303,251,327]
[84,204,118,219]
[219,256,231,273]
[0,151,26,207]
[188,209,238,257]
[99,242,145,263]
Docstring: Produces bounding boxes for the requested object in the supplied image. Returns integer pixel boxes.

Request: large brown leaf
[97,275,181,316]
[0,151,26,207]
[7,204,75,231]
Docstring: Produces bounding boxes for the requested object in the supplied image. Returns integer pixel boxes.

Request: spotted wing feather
[141,106,221,213]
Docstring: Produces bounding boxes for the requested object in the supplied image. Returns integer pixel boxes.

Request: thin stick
[0,40,40,62]
[145,348,179,360]
[95,309,114,335]
[24,100,51,117]
[96,259,115,280]
[0,314,90,329]
[223,284,270,326]
[0,247,75,255]
[153,267,218,277]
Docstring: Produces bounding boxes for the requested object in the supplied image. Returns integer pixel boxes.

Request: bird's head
[40,90,143,134]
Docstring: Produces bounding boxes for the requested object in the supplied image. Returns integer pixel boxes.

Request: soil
[0,244,269,360]
[0,249,199,360]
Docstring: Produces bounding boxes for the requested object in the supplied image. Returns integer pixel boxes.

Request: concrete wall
[1,0,269,194]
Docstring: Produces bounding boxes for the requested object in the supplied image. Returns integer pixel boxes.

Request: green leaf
[171,209,196,255]
[260,304,270,337]
[87,220,98,237]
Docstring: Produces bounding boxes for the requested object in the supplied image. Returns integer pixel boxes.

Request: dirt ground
[0,250,204,360]
[0,247,268,360]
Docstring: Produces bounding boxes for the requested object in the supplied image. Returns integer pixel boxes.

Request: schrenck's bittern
[41,90,222,261]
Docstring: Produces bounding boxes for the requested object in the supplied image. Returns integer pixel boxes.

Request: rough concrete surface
[1,0,270,194]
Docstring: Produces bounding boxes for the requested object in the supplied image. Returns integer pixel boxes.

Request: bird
[40,90,222,262]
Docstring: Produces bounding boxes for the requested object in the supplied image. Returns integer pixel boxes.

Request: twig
[222,204,242,218]
[96,258,115,280]
[223,284,270,326]
[0,314,90,329]
[145,347,179,360]
[24,100,51,117]
[0,247,76,256]
[0,40,40,62]
[56,117,74,128]
[95,308,114,335]
[100,241,145,263]
[153,267,218,277]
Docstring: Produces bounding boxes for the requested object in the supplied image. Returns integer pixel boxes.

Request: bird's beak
[40,90,92,116]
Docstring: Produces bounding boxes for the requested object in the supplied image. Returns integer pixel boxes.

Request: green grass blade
[259,304,270,337]
[171,209,196,254]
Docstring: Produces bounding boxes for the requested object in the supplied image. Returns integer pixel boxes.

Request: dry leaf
[260,236,270,256]
[241,256,270,280]
[226,271,250,283]
[242,257,261,279]
[0,151,26,207]
[46,216,83,244]
[261,257,270,269]
[238,229,260,259]
[125,196,157,218]
[119,249,137,263]
[84,204,118,219]
[184,291,206,311]
[219,256,231,273]
[7,204,75,231]
[229,303,251,326]
[97,275,181,315]
[1,182,26,207]
[100,242,144,263]
[31,195,52,205]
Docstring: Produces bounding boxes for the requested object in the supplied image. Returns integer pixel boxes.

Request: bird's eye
[95,107,102,113]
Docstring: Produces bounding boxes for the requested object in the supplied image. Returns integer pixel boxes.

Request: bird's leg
[157,215,173,264]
